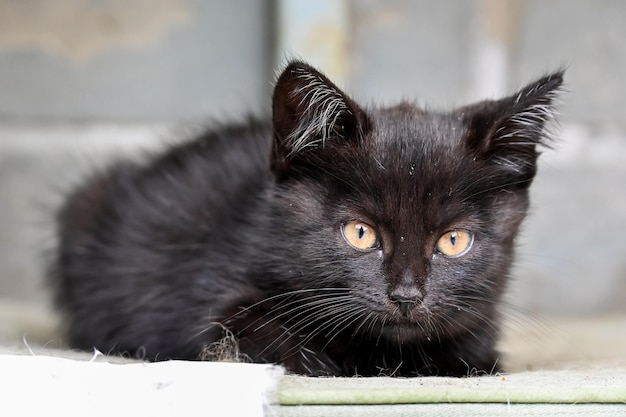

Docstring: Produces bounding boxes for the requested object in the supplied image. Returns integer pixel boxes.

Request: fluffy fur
[50,61,563,376]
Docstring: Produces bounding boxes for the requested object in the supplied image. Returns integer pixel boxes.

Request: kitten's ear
[463,70,564,179]
[271,61,367,178]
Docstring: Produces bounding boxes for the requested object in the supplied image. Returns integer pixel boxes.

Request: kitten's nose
[389,293,421,316]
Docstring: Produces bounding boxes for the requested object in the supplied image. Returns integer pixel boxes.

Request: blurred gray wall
[1,0,625,316]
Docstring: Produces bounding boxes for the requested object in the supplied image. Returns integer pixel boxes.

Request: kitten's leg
[223,307,342,375]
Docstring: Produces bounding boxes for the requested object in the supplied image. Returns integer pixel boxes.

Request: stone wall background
[1,0,625,316]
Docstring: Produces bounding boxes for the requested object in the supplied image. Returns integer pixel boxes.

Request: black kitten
[50,61,563,376]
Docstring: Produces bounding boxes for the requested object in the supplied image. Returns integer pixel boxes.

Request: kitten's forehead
[344,104,475,231]
[367,104,466,164]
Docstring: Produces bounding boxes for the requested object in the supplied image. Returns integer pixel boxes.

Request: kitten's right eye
[341,221,379,251]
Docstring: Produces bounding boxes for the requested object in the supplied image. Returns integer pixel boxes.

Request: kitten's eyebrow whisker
[460,178,533,202]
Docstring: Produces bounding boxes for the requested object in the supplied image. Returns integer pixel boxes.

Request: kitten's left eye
[341,221,379,251]
[436,230,473,258]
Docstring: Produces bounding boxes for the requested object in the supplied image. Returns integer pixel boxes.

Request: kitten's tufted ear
[271,61,367,178]
[463,70,564,181]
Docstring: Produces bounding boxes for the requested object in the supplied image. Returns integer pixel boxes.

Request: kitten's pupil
[358,225,365,239]
[450,232,457,246]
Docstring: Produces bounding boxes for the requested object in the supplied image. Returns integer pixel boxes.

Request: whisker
[281,305,367,357]
[375,316,388,346]
[460,178,533,203]
[435,310,490,349]
[251,294,352,333]
[230,287,351,318]
[274,298,356,338]
[351,310,377,338]
[319,307,369,349]
[193,288,351,341]
[256,297,359,357]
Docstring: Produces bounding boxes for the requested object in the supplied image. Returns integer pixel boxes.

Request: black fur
[50,61,563,376]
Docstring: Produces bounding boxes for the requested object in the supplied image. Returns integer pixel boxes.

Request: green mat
[275,368,626,416]
[273,403,625,417]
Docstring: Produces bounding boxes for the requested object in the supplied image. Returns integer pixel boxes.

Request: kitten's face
[267,62,562,343]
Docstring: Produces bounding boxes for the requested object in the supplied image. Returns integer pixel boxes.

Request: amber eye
[341,221,379,251]
[436,230,473,258]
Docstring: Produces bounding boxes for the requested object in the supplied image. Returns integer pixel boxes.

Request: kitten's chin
[379,323,432,343]
[376,313,435,342]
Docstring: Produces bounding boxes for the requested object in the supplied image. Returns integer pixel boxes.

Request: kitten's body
[51,62,563,376]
